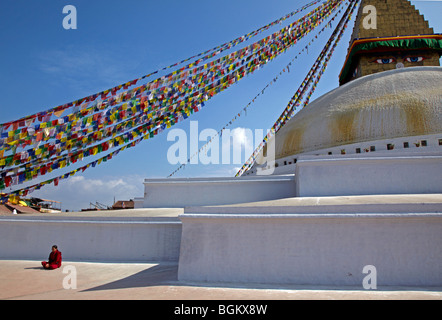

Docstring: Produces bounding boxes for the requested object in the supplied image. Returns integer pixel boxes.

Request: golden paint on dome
[272,68,442,160]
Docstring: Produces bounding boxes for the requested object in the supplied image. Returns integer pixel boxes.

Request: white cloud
[32,174,144,212]
[221,127,253,150]
[70,176,85,183]
[220,127,256,165]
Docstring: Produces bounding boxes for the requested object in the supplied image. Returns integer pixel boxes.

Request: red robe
[41,250,62,269]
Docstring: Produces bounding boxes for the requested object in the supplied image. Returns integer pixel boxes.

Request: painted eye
[405,56,424,63]
[374,58,395,64]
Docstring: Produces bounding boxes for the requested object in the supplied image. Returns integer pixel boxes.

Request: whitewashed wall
[295,153,442,197]
[141,175,296,208]
[178,211,442,286]
[0,216,182,262]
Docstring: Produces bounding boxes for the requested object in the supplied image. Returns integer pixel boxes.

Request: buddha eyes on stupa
[371,56,426,65]
[373,58,395,64]
[405,56,425,63]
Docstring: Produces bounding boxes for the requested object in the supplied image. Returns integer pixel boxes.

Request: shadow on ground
[80,263,442,294]
[82,264,179,292]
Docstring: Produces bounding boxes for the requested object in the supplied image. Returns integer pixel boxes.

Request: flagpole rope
[0,1,321,131]
[235,0,361,177]
[0,0,347,201]
[167,0,350,178]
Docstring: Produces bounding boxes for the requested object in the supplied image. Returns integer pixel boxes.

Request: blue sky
[1,0,441,211]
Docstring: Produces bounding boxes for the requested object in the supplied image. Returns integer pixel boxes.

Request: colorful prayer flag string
[236,0,360,177]
[167,0,349,178]
[0,0,321,134]
[0,0,346,198]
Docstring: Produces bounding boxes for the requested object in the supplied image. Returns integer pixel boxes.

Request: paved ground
[1,260,441,300]
[1,195,441,300]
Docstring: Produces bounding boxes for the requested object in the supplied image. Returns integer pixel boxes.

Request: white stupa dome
[273,66,442,160]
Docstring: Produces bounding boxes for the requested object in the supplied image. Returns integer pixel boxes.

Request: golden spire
[339,0,441,85]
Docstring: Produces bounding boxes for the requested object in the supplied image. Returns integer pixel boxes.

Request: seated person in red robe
[41,245,62,270]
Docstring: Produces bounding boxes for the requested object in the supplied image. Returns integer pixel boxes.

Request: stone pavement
[1,260,441,300]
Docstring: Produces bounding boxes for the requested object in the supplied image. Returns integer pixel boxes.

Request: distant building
[0,202,40,215]
[112,200,134,210]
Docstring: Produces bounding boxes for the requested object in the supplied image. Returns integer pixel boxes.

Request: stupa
[2,1,440,288]
[137,0,442,208]
[174,0,442,286]
[245,0,442,192]
[340,0,441,85]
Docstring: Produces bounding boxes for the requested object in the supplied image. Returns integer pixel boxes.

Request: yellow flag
[9,195,19,204]
[7,140,18,146]
[54,109,64,118]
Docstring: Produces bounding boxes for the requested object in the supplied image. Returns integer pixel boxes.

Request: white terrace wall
[178,211,442,286]
[0,216,182,262]
[295,153,442,197]
[140,175,296,208]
